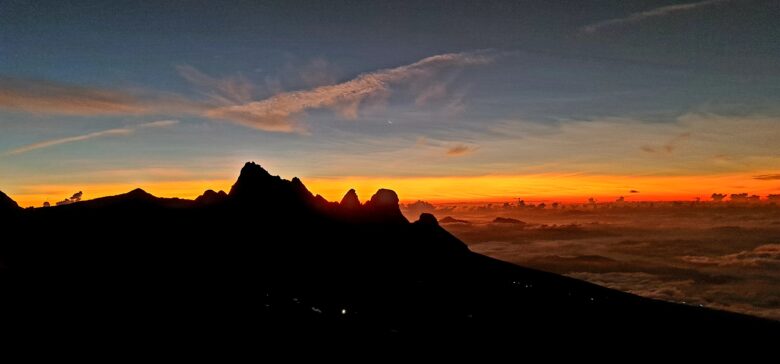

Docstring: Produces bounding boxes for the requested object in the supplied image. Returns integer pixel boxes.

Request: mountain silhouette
[0,162,776,348]
[492,216,525,224]
[0,190,20,212]
[340,188,361,209]
[440,216,471,224]
[194,189,228,205]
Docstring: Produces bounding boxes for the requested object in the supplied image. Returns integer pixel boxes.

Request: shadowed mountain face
[340,189,361,209]
[0,162,776,346]
[0,190,20,212]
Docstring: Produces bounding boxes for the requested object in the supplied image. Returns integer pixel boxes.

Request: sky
[1,0,779,207]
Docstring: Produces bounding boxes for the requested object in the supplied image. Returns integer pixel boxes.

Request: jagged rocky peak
[290,177,314,199]
[228,161,276,197]
[0,190,21,211]
[340,189,361,208]
[240,161,272,178]
[227,162,318,209]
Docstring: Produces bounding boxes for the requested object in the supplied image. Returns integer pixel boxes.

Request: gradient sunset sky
[2,0,779,207]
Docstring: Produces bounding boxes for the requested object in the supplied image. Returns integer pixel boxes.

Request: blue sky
[1,0,779,205]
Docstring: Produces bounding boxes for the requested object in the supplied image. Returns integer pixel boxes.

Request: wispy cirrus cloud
[0,77,206,117]
[204,52,494,133]
[176,65,255,104]
[581,0,732,34]
[753,174,780,181]
[3,120,179,156]
[135,119,180,129]
[0,77,147,115]
[1,52,490,134]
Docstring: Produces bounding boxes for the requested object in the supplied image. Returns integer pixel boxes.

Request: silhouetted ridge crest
[195,189,228,205]
[229,162,274,198]
[0,190,21,211]
[416,213,438,226]
[225,162,320,215]
[87,188,158,207]
[59,188,195,210]
[127,188,154,199]
[1,160,776,340]
[368,188,399,207]
[340,189,361,208]
[363,188,407,223]
[290,177,315,201]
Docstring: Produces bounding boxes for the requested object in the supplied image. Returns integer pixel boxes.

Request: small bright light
[341,309,347,315]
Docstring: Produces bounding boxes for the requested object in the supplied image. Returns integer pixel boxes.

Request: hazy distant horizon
[6,170,779,209]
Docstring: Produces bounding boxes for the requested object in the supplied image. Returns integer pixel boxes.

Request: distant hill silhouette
[492,217,525,224]
[440,216,471,224]
[194,189,227,205]
[0,162,776,347]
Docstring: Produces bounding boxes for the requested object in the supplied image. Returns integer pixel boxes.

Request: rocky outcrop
[340,189,361,209]
[363,188,407,223]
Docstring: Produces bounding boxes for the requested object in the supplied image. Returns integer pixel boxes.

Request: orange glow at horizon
[10,179,234,208]
[304,173,779,204]
[7,173,779,208]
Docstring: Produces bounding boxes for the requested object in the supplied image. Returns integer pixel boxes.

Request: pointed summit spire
[340,189,361,209]
[291,177,315,200]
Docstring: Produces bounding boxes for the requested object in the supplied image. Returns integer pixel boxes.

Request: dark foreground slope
[0,162,777,347]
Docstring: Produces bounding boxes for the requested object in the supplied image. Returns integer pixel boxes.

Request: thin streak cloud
[753,174,780,181]
[205,52,493,133]
[3,120,179,156]
[581,0,731,34]
[137,119,180,129]
[0,77,146,115]
[0,77,207,117]
[446,144,477,157]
